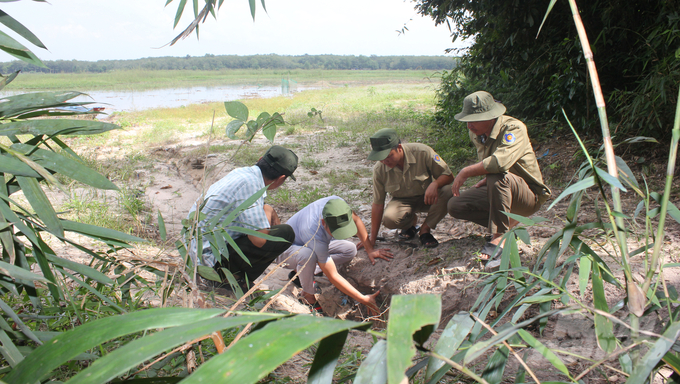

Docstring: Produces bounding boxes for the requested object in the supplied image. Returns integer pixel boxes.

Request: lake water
[1,84,316,113]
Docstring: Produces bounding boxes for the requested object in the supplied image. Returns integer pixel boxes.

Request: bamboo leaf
[548,176,595,210]
[615,156,640,191]
[517,329,571,377]
[592,263,616,353]
[627,320,680,382]
[481,345,510,384]
[0,260,47,283]
[465,309,562,364]
[0,10,46,48]
[594,166,627,192]
[0,154,40,177]
[183,316,369,384]
[61,219,145,244]
[224,100,249,121]
[0,298,42,345]
[158,210,167,242]
[0,119,119,137]
[13,144,118,190]
[386,294,441,384]
[45,253,113,285]
[0,91,85,117]
[5,308,229,384]
[308,330,348,384]
[57,269,125,313]
[578,256,591,298]
[517,294,562,304]
[197,265,221,282]
[173,0,187,27]
[425,312,474,380]
[536,0,558,37]
[16,176,63,237]
[354,340,387,384]
[0,329,23,367]
[249,0,256,19]
[0,30,45,68]
[66,314,289,384]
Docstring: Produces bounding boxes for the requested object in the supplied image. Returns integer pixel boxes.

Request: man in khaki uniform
[368,128,454,248]
[447,91,551,263]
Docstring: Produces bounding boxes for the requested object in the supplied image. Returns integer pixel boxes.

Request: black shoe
[288,270,302,288]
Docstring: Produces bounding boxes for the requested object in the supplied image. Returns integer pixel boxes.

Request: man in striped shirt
[188,145,298,288]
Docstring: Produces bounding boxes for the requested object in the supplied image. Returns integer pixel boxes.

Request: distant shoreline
[3,69,444,92]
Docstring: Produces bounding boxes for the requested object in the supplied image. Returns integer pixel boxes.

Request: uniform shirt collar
[488,116,507,140]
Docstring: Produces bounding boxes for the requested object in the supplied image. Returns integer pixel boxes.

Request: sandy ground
[54,121,680,382]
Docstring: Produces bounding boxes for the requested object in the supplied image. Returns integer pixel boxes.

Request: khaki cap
[454,91,506,122]
[368,128,399,161]
[322,199,357,240]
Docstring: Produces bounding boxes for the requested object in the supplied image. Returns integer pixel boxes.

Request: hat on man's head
[263,145,298,181]
[454,91,506,122]
[368,128,400,161]
[322,199,357,240]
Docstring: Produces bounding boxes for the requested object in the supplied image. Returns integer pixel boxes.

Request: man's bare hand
[451,173,466,197]
[474,177,487,188]
[424,182,439,205]
[263,204,280,226]
[362,290,381,316]
[367,248,393,265]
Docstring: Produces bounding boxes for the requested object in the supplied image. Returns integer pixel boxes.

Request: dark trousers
[447,173,541,235]
[213,224,295,283]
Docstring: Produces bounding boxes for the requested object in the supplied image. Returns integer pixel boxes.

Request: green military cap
[322,198,357,240]
[263,145,298,181]
[454,91,506,122]
[368,128,399,161]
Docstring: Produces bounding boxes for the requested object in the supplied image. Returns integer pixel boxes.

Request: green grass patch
[7,69,442,91]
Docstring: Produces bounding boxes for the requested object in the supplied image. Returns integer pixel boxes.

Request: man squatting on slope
[367,128,454,248]
[447,91,551,264]
[188,145,298,288]
[276,196,393,314]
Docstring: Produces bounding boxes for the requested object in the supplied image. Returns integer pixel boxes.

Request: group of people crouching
[187,91,552,314]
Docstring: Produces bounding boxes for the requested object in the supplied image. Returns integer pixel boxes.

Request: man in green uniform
[447,91,551,264]
[367,128,454,248]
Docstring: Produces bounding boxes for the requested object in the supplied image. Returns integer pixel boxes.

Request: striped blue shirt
[188,165,270,266]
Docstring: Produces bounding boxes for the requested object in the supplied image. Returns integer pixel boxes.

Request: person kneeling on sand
[276,196,393,315]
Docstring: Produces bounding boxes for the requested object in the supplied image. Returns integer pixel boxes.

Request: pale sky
[0,0,467,62]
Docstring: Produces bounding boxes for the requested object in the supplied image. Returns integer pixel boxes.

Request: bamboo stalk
[567,0,645,317]
[642,87,680,293]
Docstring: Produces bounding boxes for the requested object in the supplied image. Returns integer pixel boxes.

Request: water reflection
[1,84,316,113]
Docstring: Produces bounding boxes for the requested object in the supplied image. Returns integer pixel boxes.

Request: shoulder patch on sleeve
[433,154,442,162]
[503,133,516,144]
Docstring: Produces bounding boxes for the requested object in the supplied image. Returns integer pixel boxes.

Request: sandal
[399,225,419,240]
[478,242,503,262]
[298,298,325,316]
[419,232,439,248]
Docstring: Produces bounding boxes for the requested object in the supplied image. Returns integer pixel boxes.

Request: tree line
[0,54,458,74]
